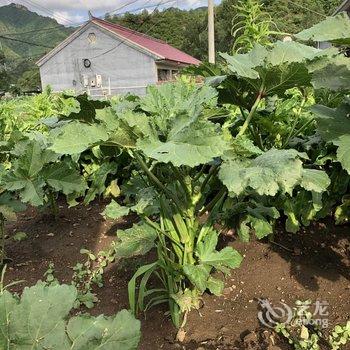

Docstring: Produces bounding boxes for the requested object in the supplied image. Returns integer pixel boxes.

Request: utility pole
[208,0,215,64]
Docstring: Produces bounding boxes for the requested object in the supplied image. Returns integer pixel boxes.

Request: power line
[105,0,142,17]
[2,0,179,34]
[109,0,174,17]
[8,53,45,62]
[284,0,327,17]
[90,0,175,60]
[1,26,67,36]
[0,35,55,49]
[21,0,78,25]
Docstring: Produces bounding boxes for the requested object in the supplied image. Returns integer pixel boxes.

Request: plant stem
[193,165,206,183]
[133,152,182,209]
[48,190,59,220]
[237,88,264,137]
[200,164,220,193]
[172,165,191,202]
[0,214,5,267]
[286,118,315,147]
[282,98,306,148]
[239,107,264,150]
[199,187,227,216]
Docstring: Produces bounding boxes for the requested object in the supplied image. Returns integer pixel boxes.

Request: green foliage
[72,246,116,308]
[114,223,157,258]
[0,281,141,349]
[330,322,350,350]
[276,300,350,350]
[231,0,277,53]
[220,149,312,196]
[3,139,87,206]
[295,13,350,46]
[312,99,350,174]
[0,3,73,91]
[43,262,59,286]
[1,11,349,339]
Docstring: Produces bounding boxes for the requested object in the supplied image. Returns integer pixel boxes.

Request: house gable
[38,23,158,94]
[37,21,161,67]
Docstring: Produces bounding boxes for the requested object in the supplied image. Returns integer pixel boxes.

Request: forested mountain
[109,0,342,61]
[0,0,343,93]
[0,3,72,91]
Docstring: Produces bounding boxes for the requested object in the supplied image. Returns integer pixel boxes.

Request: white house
[36,16,201,97]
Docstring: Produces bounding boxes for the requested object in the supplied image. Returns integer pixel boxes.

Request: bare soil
[4,200,350,350]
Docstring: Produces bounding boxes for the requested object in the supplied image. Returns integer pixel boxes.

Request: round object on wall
[88,32,96,43]
[83,58,91,68]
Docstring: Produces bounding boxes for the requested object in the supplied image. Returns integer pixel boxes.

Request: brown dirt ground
[4,200,350,350]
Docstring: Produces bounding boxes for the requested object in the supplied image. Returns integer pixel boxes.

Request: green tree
[0,51,9,91]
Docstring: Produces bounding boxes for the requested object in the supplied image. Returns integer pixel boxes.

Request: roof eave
[156,58,201,66]
[333,0,350,15]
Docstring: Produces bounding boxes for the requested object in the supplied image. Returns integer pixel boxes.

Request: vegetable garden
[0,13,350,350]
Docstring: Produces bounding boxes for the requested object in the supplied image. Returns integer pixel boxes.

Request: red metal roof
[92,18,201,65]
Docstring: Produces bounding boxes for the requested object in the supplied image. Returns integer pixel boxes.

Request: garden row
[0,13,349,349]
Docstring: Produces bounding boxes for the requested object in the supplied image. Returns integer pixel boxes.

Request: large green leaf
[140,81,218,125]
[95,108,146,148]
[183,264,210,293]
[3,141,86,206]
[300,169,331,193]
[129,81,229,167]
[198,246,243,272]
[67,310,140,350]
[0,282,141,349]
[220,41,326,101]
[3,170,45,206]
[0,290,17,349]
[312,101,350,174]
[295,13,350,46]
[114,223,157,258]
[49,122,109,155]
[137,121,229,167]
[42,162,87,195]
[9,282,76,348]
[102,200,131,220]
[337,135,350,174]
[311,56,350,91]
[219,149,307,196]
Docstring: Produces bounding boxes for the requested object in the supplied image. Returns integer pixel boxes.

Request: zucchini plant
[49,80,243,327]
[48,77,330,327]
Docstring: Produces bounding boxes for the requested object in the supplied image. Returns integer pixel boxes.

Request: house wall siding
[39,23,157,96]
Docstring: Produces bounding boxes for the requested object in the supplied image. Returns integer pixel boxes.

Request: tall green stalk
[129,153,235,326]
[48,190,59,220]
[0,213,5,268]
[238,88,264,136]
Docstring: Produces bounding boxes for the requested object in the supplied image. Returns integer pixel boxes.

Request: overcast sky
[1,0,221,26]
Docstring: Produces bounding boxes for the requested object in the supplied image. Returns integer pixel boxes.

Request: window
[157,69,170,82]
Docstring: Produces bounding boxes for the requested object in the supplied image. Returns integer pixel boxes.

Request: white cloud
[52,10,85,25]
[3,0,219,25]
